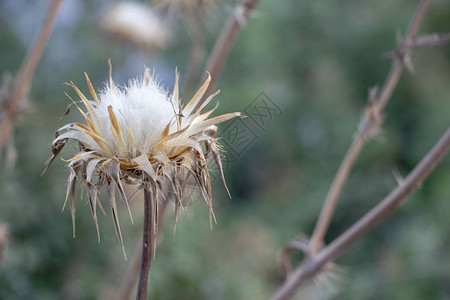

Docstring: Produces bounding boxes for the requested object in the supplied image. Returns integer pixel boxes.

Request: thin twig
[0,0,64,155]
[405,33,450,49]
[308,0,435,255]
[0,222,8,261]
[110,199,169,300]
[136,188,154,300]
[271,127,450,300]
[280,236,310,277]
[198,0,260,108]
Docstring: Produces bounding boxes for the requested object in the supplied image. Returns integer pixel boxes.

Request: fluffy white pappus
[92,77,176,158]
[102,1,169,48]
[45,68,243,254]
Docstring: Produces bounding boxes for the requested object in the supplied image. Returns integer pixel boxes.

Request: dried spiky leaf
[183,72,211,117]
[108,184,127,259]
[84,72,99,104]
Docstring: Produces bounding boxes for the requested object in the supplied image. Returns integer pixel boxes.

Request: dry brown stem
[405,32,450,48]
[0,0,63,156]
[308,0,436,255]
[280,236,309,277]
[136,188,155,300]
[271,127,450,300]
[0,222,9,260]
[109,199,169,300]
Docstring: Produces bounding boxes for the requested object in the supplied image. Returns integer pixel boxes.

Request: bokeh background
[1,0,450,299]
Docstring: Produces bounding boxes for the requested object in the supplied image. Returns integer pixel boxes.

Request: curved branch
[271,127,450,300]
[308,0,435,255]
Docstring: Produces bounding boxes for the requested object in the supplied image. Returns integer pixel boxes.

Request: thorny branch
[0,0,64,156]
[308,0,437,256]
[271,127,450,300]
[404,32,450,49]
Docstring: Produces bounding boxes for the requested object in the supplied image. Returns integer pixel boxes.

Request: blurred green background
[1,0,450,299]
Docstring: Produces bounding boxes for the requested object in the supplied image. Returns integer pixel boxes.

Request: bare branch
[271,127,450,300]
[308,0,436,255]
[0,0,64,156]
[405,33,450,48]
[280,236,310,277]
[0,222,8,260]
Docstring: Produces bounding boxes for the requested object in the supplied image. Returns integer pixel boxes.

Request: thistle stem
[136,188,153,300]
[109,199,169,300]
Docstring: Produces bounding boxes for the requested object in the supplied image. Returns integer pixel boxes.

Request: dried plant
[44,63,242,299]
[270,0,450,298]
[101,1,169,49]
[8,0,448,299]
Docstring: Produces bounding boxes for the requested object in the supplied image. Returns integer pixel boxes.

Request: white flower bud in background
[101,1,169,49]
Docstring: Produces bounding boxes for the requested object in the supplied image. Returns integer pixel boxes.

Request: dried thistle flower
[101,1,169,49]
[44,63,242,256]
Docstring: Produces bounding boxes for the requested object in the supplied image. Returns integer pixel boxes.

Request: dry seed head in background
[44,63,242,256]
[101,1,169,49]
[156,0,215,12]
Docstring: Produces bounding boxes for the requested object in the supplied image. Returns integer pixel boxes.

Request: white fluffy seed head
[91,77,175,158]
[45,68,242,253]
[102,1,168,48]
